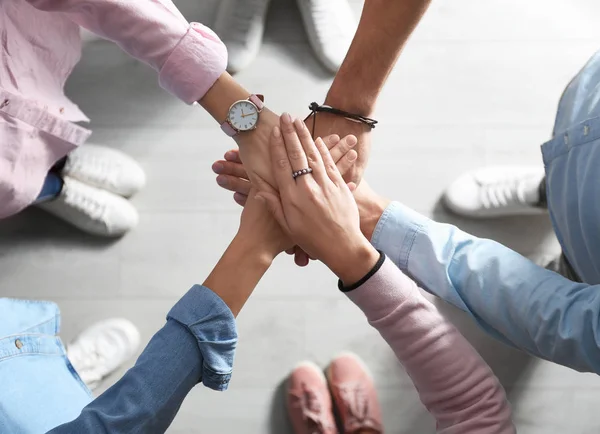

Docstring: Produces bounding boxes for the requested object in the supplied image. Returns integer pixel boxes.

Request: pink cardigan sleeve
[25,0,227,103]
[345,256,515,433]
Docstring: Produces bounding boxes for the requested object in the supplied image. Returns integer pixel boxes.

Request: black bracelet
[303,102,378,138]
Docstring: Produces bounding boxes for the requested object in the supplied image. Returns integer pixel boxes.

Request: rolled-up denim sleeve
[48,285,237,434]
[372,201,600,374]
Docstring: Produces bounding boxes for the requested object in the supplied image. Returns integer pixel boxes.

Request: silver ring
[292,167,313,179]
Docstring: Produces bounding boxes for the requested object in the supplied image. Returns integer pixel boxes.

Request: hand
[234,108,280,190]
[212,134,359,265]
[257,115,380,285]
[305,111,371,185]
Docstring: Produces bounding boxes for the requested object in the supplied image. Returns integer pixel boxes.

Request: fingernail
[255,194,265,203]
[282,113,292,124]
[347,150,358,161]
[293,118,304,130]
[212,162,224,174]
[273,126,281,138]
[346,135,358,147]
[216,176,227,187]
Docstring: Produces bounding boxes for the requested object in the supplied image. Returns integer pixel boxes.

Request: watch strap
[220,121,237,137]
[249,94,264,111]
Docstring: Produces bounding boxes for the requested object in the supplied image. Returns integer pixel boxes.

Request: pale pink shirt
[349,257,515,433]
[0,0,227,218]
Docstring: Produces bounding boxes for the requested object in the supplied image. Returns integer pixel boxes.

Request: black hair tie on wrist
[303,102,378,138]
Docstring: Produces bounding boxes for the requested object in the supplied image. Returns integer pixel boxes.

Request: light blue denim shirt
[0,285,237,434]
[370,50,600,374]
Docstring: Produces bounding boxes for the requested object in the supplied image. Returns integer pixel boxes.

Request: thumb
[255,192,291,234]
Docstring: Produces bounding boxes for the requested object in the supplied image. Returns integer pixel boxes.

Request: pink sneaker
[326,353,383,434]
[287,361,339,434]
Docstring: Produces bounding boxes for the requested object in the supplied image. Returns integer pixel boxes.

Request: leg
[34,144,146,237]
[33,171,64,204]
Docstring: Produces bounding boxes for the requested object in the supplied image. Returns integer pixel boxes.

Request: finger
[285,248,295,255]
[347,182,357,192]
[329,134,358,164]
[233,192,247,207]
[335,149,358,177]
[255,191,290,234]
[293,118,328,184]
[212,160,248,180]
[281,113,310,173]
[295,249,309,267]
[270,125,296,193]
[224,149,243,164]
[324,134,341,150]
[216,175,251,195]
[314,136,347,185]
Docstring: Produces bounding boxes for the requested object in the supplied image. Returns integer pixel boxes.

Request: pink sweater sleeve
[345,257,514,433]
[25,0,227,103]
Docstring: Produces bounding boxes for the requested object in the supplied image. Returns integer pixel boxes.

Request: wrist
[230,233,277,268]
[326,81,376,116]
[199,72,252,123]
[326,237,380,286]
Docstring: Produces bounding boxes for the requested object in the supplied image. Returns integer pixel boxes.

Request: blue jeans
[34,172,63,204]
[0,299,92,434]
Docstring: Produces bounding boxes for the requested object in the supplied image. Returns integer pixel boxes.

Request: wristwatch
[220,94,264,137]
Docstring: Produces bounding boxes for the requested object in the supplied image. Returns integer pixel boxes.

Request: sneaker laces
[478,177,533,210]
[289,382,335,434]
[69,155,120,192]
[64,185,108,224]
[68,338,109,385]
[337,382,382,433]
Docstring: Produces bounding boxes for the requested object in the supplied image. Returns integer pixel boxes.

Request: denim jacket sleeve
[48,285,237,434]
[371,201,600,374]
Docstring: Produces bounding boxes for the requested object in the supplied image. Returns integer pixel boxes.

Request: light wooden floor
[2,0,600,432]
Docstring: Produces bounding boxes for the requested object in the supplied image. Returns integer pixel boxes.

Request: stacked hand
[216,114,380,284]
[214,123,360,266]
[305,111,372,185]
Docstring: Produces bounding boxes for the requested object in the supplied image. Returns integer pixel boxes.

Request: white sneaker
[63,144,146,198]
[67,318,141,391]
[37,177,139,237]
[296,0,357,73]
[213,0,272,73]
[443,166,546,218]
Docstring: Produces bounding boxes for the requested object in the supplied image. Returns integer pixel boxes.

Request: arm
[367,199,600,374]
[328,0,431,114]
[26,0,224,104]
[48,196,284,433]
[25,0,280,188]
[345,255,514,434]
[308,0,432,182]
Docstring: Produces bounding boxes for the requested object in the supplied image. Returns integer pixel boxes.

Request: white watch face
[228,100,259,132]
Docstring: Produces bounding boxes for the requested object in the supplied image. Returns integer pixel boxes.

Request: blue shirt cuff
[167,285,237,391]
[371,201,429,271]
